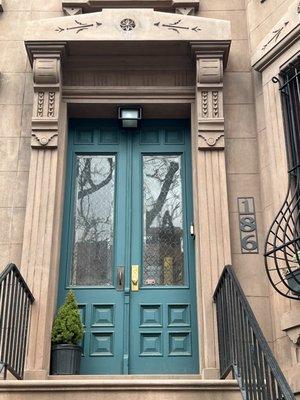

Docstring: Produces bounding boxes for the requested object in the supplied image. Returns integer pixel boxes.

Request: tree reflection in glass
[143,155,184,286]
[71,155,115,286]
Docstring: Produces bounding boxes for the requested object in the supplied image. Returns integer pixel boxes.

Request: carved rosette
[196,57,224,150]
[31,57,62,148]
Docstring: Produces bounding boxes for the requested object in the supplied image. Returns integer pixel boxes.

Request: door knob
[131,265,139,292]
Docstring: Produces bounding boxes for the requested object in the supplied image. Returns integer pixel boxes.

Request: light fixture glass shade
[121,109,139,120]
[118,106,142,129]
[122,119,138,128]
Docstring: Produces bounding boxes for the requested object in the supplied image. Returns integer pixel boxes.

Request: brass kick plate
[131,265,139,292]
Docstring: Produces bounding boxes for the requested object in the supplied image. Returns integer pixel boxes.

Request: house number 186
[238,198,259,254]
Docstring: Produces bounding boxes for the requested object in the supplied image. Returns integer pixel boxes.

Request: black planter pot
[285,267,300,295]
[51,344,82,375]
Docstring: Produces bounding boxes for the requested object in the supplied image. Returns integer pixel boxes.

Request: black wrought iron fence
[0,263,34,379]
[213,265,295,400]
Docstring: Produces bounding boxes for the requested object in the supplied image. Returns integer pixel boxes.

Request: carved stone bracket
[31,52,63,148]
[195,57,224,150]
[282,309,300,345]
[175,7,195,15]
[63,7,82,16]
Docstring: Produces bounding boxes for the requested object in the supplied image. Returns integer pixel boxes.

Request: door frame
[22,27,232,378]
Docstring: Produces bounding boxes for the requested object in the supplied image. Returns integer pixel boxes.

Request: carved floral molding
[56,19,102,33]
[25,9,231,43]
[54,17,202,35]
[154,19,201,33]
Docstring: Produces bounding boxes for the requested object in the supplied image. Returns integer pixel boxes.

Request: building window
[280,59,300,171]
[264,57,300,299]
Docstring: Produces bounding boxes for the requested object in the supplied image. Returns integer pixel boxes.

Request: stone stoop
[0,379,242,400]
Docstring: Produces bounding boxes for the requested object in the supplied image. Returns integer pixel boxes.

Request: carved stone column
[194,55,231,378]
[21,45,67,378]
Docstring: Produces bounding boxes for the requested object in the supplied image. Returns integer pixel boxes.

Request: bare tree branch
[78,157,114,200]
[146,161,179,229]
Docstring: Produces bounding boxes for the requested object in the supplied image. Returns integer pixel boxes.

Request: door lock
[131,265,139,292]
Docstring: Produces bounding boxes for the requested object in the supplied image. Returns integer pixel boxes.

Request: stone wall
[199,0,273,344]
[246,0,300,389]
[0,0,61,269]
[246,0,296,52]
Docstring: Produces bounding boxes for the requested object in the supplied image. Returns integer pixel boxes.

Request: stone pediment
[25,8,230,44]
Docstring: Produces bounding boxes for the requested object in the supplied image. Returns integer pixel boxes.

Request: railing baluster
[1,271,13,369]
[19,296,31,378]
[15,287,25,377]
[0,264,34,379]
[225,276,232,370]
[0,277,7,363]
[11,280,22,374]
[227,278,235,369]
[213,266,295,400]
[244,312,254,400]
[7,273,17,369]
[240,300,248,390]
[215,287,224,374]
[263,357,272,399]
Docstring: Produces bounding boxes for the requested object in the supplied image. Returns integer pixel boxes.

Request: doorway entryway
[57,118,199,374]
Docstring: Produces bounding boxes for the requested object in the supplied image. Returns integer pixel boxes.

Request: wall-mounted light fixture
[118,106,142,128]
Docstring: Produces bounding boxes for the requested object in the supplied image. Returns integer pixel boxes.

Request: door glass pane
[71,155,115,286]
[143,155,184,286]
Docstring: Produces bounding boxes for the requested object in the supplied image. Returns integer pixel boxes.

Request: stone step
[0,379,242,400]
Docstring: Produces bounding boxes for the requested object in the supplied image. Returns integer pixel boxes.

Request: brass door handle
[116,266,125,291]
[118,271,122,285]
[131,265,139,291]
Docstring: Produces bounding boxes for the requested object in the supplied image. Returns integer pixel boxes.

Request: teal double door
[58,119,199,374]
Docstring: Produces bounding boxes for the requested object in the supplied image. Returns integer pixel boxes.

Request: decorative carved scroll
[31,56,62,148]
[196,57,224,150]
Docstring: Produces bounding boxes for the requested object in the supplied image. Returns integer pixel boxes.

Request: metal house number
[238,197,259,254]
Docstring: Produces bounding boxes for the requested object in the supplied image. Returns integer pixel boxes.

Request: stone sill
[48,374,203,380]
[0,378,240,391]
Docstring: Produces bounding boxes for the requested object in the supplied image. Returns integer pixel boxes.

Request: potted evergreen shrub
[50,291,84,375]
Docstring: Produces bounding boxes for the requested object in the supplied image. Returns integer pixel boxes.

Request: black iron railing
[265,59,300,299]
[0,263,34,379]
[214,266,295,400]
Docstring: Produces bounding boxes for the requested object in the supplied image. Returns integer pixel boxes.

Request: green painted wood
[129,121,199,374]
[57,119,199,375]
